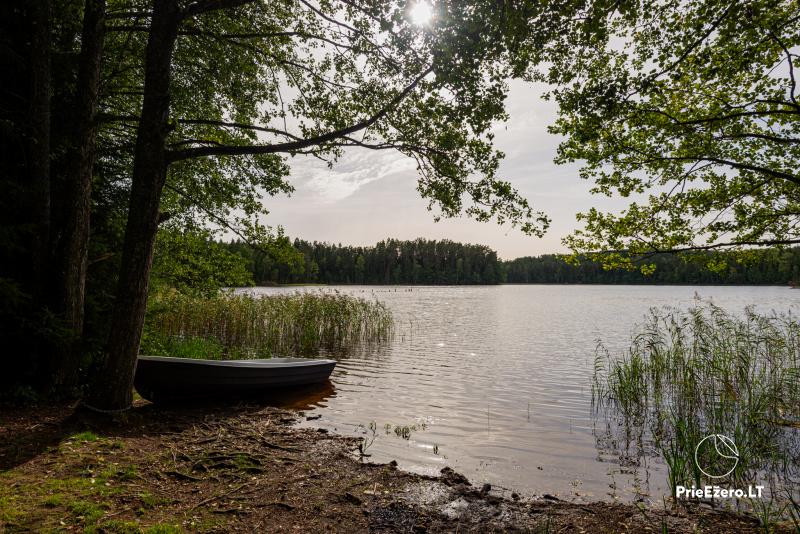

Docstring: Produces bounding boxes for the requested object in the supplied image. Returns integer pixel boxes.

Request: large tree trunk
[0,1,52,389]
[85,0,181,411]
[49,0,106,392]
[29,0,52,304]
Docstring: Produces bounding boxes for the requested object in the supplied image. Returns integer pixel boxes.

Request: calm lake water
[243,285,798,502]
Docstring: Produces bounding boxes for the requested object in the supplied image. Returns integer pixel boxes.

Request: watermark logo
[675,434,763,500]
[694,433,739,479]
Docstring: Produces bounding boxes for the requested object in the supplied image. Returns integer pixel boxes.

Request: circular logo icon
[694,434,739,479]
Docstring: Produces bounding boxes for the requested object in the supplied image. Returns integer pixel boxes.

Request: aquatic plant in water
[592,302,800,512]
[141,290,394,359]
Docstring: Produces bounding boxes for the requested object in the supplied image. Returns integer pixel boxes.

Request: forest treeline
[503,249,800,285]
[222,239,800,286]
[225,238,504,285]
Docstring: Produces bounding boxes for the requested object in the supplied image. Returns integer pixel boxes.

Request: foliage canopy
[539,0,800,269]
[100,0,568,242]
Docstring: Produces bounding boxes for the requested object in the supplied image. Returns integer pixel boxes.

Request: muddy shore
[0,403,787,533]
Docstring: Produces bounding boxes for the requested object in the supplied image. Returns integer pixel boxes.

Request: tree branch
[644,238,800,254]
[167,66,433,162]
[766,28,800,109]
[181,0,254,20]
[637,3,733,91]
[106,10,151,20]
[162,183,284,257]
[715,132,800,145]
[640,106,799,126]
[701,157,800,186]
[176,118,302,140]
[179,28,354,50]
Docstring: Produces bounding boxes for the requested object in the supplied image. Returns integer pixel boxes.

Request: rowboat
[134,355,337,403]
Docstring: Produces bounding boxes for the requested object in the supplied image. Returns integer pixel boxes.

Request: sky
[259,79,628,261]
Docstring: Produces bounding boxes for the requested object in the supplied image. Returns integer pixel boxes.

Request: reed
[141,290,394,359]
[593,302,800,504]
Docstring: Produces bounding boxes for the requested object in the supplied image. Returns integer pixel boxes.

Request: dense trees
[539,0,800,268]
[224,238,800,286]
[150,229,256,296]
[504,249,800,285]
[229,238,503,285]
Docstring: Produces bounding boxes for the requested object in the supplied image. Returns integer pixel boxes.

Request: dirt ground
[0,401,789,533]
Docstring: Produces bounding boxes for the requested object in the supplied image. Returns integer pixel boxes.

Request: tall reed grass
[141,290,394,359]
[593,303,799,506]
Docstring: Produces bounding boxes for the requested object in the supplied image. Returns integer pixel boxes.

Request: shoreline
[0,402,786,533]
[249,282,794,288]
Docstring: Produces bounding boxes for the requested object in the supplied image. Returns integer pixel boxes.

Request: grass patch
[68,431,101,443]
[145,335,226,360]
[92,520,141,534]
[68,498,105,524]
[593,303,800,507]
[100,463,138,481]
[42,476,95,493]
[0,494,24,524]
[142,290,393,358]
[143,525,183,534]
[83,520,183,534]
[138,491,169,509]
[42,494,64,508]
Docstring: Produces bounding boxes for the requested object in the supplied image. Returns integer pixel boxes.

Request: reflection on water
[242,285,798,501]
[157,381,338,412]
[253,381,337,411]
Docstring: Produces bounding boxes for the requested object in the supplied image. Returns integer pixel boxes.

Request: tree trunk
[85,0,180,411]
[28,0,53,388]
[0,0,52,388]
[49,0,106,392]
[29,0,52,304]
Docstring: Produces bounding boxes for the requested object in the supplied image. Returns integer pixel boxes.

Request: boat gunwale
[137,355,337,368]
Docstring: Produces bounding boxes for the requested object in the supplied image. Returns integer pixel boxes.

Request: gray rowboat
[134,355,337,403]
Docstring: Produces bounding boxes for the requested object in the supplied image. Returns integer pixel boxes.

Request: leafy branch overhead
[100,0,568,239]
[538,0,800,268]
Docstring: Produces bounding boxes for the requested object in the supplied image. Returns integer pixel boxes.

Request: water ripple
[245,284,798,500]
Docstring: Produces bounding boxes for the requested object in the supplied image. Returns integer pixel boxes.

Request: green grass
[0,495,23,524]
[142,525,183,534]
[68,431,101,443]
[138,491,169,509]
[42,494,64,508]
[141,290,393,359]
[68,499,106,524]
[84,520,183,534]
[0,433,193,534]
[593,302,800,505]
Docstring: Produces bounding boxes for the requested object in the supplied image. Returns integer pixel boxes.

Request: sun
[409,2,434,26]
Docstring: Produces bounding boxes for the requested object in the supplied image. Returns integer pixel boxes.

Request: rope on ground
[80,401,133,414]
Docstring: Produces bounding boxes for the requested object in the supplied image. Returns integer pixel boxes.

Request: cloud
[287,149,416,202]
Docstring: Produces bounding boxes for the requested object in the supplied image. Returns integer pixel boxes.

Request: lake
[243,285,798,502]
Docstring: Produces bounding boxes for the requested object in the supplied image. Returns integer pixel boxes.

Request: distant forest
[225,238,504,285]
[503,249,800,285]
[220,239,800,286]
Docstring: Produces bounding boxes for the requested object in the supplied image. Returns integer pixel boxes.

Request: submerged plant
[142,290,393,359]
[357,421,378,459]
[593,302,800,509]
